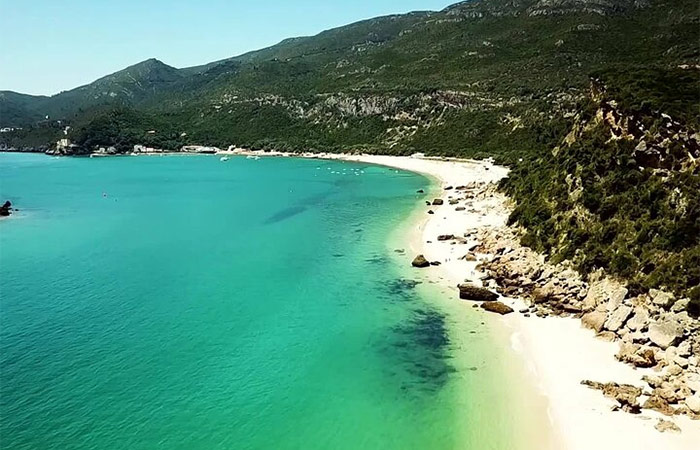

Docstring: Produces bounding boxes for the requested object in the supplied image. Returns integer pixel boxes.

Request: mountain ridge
[4,0,684,129]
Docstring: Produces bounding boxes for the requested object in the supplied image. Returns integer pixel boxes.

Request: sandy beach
[285,153,700,450]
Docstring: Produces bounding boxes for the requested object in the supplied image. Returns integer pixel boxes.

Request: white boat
[246,155,260,160]
[220,156,229,162]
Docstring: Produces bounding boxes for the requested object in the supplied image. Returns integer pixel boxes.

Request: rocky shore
[471,225,700,420]
[315,153,699,448]
[406,167,699,427]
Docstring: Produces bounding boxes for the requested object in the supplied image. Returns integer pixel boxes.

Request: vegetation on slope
[503,69,699,311]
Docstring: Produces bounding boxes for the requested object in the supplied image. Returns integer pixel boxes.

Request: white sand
[301,153,700,450]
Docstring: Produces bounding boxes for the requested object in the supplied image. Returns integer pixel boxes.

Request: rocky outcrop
[0,200,12,217]
[458,284,499,301]
[432,199,444,205]
[527,0,644,17]
[582,380,642,413]
[47,138,83,156]
[412,254,430,268]
[481,301,514,315]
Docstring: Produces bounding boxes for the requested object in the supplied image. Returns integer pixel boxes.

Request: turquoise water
[0,153,536,449]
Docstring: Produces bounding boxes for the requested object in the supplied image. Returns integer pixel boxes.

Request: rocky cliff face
[445,0,646,17]
[527,0,645,16]
[564,80,700,171]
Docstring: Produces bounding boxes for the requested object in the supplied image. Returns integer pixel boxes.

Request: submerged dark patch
[364,254,389,265]
[263,205,308,224]
[378,308,455,394]
[263,181,344,225]
[380,278,423,302]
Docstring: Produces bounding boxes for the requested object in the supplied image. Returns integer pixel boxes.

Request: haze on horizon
[0,0,454,97]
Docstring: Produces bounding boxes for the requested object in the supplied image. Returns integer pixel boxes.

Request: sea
[0,153,543,449]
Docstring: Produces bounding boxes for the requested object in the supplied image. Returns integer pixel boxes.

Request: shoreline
[293,153,699,449]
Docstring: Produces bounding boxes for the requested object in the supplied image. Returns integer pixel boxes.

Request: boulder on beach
[458,284,499,301]
[617,342,656,368]
[480,301,514,315]
[581,310,607,333]
[643,395,676,416]
[432,199,444,205]
[655,419,681,433]
[604,304,633,332]
[412,255,431,268]
[437,234,454,241]
[582,278,628,312]
[686,394,700,414]
[648,319,683,349]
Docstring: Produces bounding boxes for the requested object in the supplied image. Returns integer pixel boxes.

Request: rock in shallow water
[412,255,430,268]
[0,200,12,217]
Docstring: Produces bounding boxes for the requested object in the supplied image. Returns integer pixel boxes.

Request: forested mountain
[1,0,698,306]
[2,0,697,154]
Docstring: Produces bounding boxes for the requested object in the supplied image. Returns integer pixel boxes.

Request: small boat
[246,155,260,160]
[220,156,230,162]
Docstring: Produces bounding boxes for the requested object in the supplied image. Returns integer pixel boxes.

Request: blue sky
[0,0,454,96]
